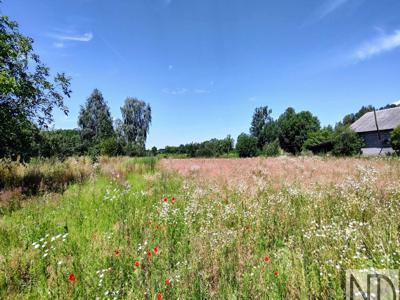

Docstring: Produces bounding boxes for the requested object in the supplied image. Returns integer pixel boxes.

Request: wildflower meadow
[1,157,400,299]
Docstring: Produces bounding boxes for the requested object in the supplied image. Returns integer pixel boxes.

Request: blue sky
[2,0,400,148]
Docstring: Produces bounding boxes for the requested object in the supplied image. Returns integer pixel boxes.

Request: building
[350,106,400,155]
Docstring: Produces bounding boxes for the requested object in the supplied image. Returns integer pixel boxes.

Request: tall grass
[0,157,94,194]
[0,158,399,299]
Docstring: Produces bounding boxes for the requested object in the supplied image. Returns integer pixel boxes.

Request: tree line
[162,103,400,158]
[235,106,363,157]
[41,90,152,159]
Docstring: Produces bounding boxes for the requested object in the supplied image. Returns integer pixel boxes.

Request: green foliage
[39,129,84,159]
[151,146,158,156]
[118,97,152,153]
[124,142,146,157]
[391,126,400,154]
[98,137,123,156]
[236,133,258,157]
[277,108,320,154]
[250,106,273,148]
[0,107,42,160]
[340,104,399,126]
[2,157,400,298]
[263,139,281,157]
[163,136,234,158]
[78,89,115,148]
[0,15,71,160]
[341,105,375,126]
[261,121,280,145]
[303,126,334,151]
[332,125,363,156]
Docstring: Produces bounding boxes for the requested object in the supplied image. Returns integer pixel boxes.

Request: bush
[391,126,400,154]
[332,126,363,156]
[303,127,334,150]
[99,137,122,156]
[263,140,281,157]
[236,133,258,157]
[125,143,146,157]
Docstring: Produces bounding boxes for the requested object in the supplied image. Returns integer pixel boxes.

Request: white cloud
[353,30,400,61]
[162,88,188,95]
[318,0,349,19]
[48,31,93,48]
[394,99,400,105]
[53,32,93,42]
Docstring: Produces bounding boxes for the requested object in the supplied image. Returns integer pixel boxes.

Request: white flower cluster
[31,233,68,258]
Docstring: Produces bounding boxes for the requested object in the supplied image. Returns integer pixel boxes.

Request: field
[1,156,400,299]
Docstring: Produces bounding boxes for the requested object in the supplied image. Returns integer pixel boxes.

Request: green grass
[1,158,400,299]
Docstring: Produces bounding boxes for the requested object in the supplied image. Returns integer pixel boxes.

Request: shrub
[99,137,122,156]
[332,126,363,156]
[236,133,258,157]
[303,127,334,150]
[391,126,400,154]
[263,140,281,157]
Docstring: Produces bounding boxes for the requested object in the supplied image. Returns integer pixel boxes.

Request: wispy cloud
[317,0,349,20]
[162,88,211,95]
[49,32,93,42]
[162,88,188,95]
[168,65,173,70]
[48,31,93,48]
[394,99,400,105]
[353,30,400,61]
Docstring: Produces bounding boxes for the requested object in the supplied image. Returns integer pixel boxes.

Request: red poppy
[147,251,152,258]
[114,249,121,257]
[274,271,279,277]
[172,197,176,204]
[153,246,159,254]
[134,261,140,268]
[157,292,163,300]
[68,273,76,283]
[166,278,171,285]
[264,255,270,263]
[163,197,168,202]
[107,267,112,273]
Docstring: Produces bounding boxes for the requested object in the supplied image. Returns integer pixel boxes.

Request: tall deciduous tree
[119,97,151,154]
[0,15,71,159]
[277,107,320,154]
[78,89,114,148]
[250,106,272,148]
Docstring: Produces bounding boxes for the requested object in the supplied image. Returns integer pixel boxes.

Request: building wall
[358,130,392,148]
